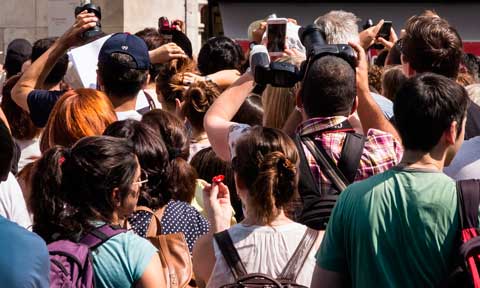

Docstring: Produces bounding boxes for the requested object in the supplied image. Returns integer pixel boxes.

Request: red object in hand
[212,175,225,184]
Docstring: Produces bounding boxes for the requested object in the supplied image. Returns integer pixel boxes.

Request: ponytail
[31,146,70,242]
[251,151,297,224]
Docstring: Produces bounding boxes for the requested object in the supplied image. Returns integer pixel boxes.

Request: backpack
[135,206,193,288]
[48,224,126,288]
[294,129,366,230]
[446,180,480,287]
[213,228,319,288]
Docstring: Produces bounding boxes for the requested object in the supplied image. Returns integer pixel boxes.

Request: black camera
[251,24,357,90]
[74,1,102,39]
[299,24,357,72]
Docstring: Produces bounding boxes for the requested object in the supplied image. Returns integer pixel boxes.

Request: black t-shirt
[466,100,480,140]
[27,89,66,128]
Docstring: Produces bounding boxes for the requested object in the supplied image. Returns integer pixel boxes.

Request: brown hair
[155,58,197,113]
[262,56,302,129]
[401,15,463,79]
[368,65,384,94]
[40,88,117,153]
[142,109,197,203]
[1,74,41,140]
[381,65,407,101]
[233,126,299,224]
[182,81,221,132]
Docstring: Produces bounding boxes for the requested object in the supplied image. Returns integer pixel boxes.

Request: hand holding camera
[74,1,102,40]
[59,10,98,49]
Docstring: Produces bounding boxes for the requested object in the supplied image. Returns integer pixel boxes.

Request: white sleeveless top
[207,222,322,287]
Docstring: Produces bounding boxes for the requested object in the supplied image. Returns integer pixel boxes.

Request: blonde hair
[262,55,303,129]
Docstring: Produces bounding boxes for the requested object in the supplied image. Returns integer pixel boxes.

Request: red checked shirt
[296,116,403,194]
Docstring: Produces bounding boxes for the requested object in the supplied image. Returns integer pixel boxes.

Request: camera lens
[299,24,325,57]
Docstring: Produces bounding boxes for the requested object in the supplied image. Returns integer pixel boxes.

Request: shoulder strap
[337,133,366,184]
[302,135,349,192]
[80,224,126,249]
[143,90,157,110]
[278,228,319,281]
[135,205,166,236]
[294,134,321,197]
[457,180,480,229]
[214,230,248,280]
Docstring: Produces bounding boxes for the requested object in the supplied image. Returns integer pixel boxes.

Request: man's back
[0,215,50,287]
[317,167,458,287]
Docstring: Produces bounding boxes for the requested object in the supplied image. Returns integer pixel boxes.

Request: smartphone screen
[267,23,287,53]
[377,21,392,40]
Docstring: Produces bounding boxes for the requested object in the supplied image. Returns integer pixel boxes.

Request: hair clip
[59,156,66,166]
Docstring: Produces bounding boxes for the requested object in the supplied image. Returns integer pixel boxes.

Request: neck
[191,128,207,141]
[110,95,137,112]
[46,83,61,91]
[241,207,293,226]
[399,149,445,171]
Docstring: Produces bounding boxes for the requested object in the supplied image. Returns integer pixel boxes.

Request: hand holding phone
[267,18,287,57]
[372,21,392,50]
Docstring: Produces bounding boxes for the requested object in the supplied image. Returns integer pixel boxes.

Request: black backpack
[294,131,366,230]
[214,228,319,288]
[445,180,480,288]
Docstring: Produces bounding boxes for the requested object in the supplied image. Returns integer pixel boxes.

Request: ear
[96,71,104,91]
[444,120,458,146]
[350,96,359,115]
[401,55,415,77]
[111,187,122,207]
[175,98,185,119]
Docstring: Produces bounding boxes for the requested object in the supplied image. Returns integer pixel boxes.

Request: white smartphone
[267,18,287,57]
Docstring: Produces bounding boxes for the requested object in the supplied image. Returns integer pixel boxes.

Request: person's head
[197,36,245,75]
[104,120,174,209]
[299,55,356,118]
[31,37,68,87]
[135,28,163,84]
[40,88,117,153]
[394,73,468,165]
[4,39,32,79]
[155,58,196,114]
[142,109,197,203]
[314,10,360,44]
[461,53,480,83]
[182,81,221,132]
[385,41,402,66]
[466,84,480,107]
[190,147,242,220]
[31,136,140,242]
[1,75,41,140]
[97,33,150,99]
[374,50,389,67]
[400,16,463,79]
[232,126,299,225]
[232,95,264,127]
[381,65,407,101]
[171,30,193,59]
[0,118,14,182]
[262,56,301,129]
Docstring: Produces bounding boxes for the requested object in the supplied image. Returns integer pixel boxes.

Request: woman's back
[91,227,157,288]
[129,199,209,252]
[207,222,321,287]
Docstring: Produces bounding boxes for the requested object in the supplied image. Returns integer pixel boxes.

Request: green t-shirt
[317,167,458,288]
[91,229,157,288]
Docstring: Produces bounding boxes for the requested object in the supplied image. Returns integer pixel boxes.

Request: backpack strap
[294,134,321,200]
[214,230,248,280]
[80,224,126,249]
[457,180,480,229]
[135,205,166,236]
[337,133,366,184]
[137,90,157,115]
[278,228,319,282]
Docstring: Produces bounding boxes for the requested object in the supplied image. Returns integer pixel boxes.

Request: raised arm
[11,11,98,112]
[204,71,254,161]
[349,41,401,141]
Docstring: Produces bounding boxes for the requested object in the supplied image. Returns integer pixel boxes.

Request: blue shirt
[91,229,157,288]
[0,215,49,287]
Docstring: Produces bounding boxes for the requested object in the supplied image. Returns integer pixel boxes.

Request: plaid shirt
[296,116,403,194]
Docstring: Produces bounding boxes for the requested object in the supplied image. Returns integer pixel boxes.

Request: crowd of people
[1,7,480,288]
